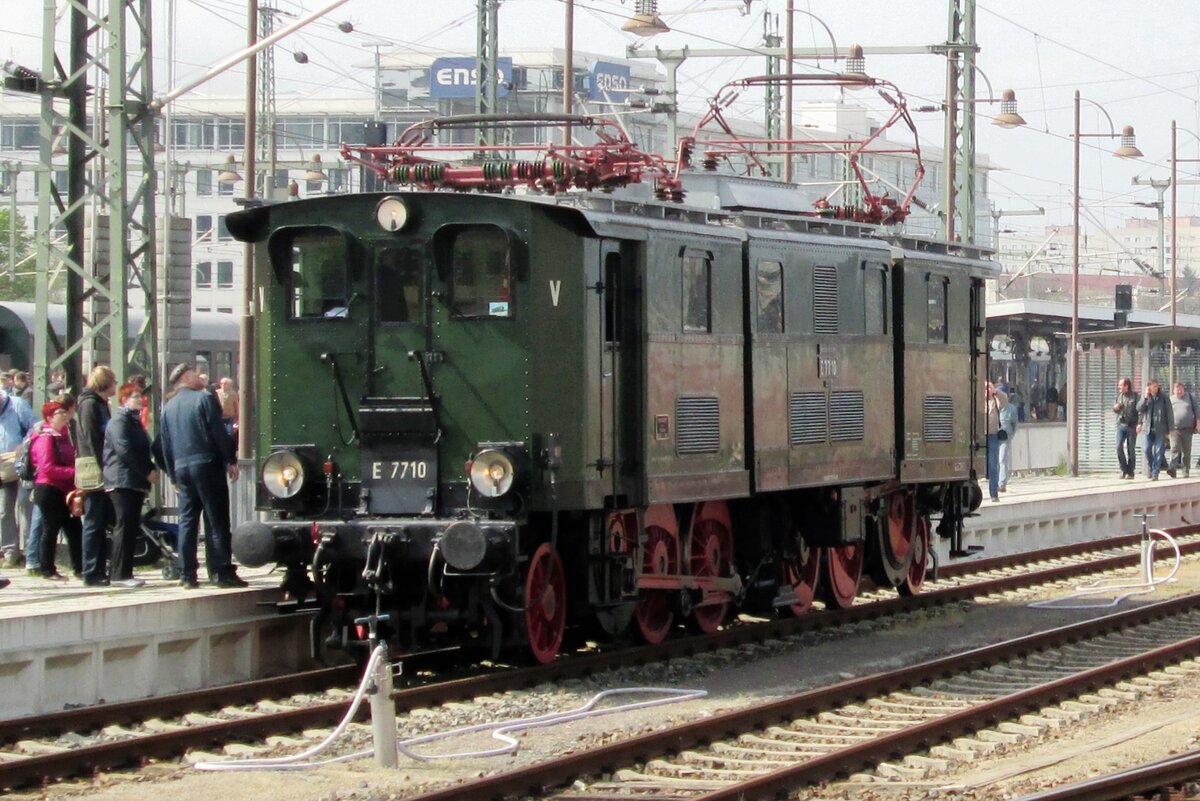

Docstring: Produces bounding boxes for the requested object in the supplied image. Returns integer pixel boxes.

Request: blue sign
[588,61,632,101]
[429,57,513,100]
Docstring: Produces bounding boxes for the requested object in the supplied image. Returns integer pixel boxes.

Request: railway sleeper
[739,734,846,752]
[869,696,973,712]
[930,743,981,762]
[762,725,874,743]
[997,720,1046,737]
[643,759,761,779]
[974,728,1023,744]
[952,736,1000,754]
[1020,713,1064,730]
[714,740,831,758]
[611,770,726,789]
[816,711,908,730]
[876,760,932,780]
[678,749,790,769]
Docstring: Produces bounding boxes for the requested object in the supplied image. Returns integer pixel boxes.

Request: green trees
[0,208,34,302]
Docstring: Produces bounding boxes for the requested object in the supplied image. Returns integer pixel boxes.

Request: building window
[327,168,346,192]
[196,261,212,288]
[217,306,233,314]
[196,215,213,242]
[217,260,234,288]
[218,176,235,196]
[306,178,323,195]
[217,216,232,241]
[196,169,213,197]
[195,306,211,313]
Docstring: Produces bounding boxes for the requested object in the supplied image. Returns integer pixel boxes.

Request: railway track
[1011,750,1200,800]
[2,527,1197,791]
[409,593,1200,801]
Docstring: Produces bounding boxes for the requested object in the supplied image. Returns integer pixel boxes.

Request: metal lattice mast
[943,0,977,243]
[762,13,782,177]
[476,0,500,147]
[34,0,156,402]
[258,5,278,198]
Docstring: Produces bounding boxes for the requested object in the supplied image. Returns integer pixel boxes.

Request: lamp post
[1168,123,1200,388]
[782,4,839,183]
[1070,90,1143,476]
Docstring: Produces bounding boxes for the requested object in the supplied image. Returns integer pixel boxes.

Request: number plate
[361,443,438,515]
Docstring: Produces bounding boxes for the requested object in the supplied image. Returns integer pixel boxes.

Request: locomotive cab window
[682,250,712,333]
[927,274,949,344]
[437,225,512,319]
[756,260,784,334]
[273,227,352,320]
[376,247,422,324]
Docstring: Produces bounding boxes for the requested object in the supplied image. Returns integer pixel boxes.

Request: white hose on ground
[194,643,707,772]
[1028,528,1182,610]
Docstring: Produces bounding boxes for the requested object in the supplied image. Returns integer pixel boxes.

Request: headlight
[263,450,306,499]
[469,448,515,497]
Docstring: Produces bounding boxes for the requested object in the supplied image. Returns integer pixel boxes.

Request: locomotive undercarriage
[244,476,972,666]
[583,480,970,644]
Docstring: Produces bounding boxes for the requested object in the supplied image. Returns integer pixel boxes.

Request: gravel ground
[15,555,1200,801]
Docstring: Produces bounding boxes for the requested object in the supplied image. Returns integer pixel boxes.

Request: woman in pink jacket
[32,398,79,580]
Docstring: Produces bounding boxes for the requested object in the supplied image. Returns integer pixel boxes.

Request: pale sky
[4,0,1200,239]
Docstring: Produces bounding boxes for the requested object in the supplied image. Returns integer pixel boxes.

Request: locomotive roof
[229,189,997,279]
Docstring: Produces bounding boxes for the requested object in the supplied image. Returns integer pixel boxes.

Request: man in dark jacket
[1111,377,1139,479]
[1137,379,1174,481]
[103,382,158,587]
[161,362,245,588]
[77,365,116,586]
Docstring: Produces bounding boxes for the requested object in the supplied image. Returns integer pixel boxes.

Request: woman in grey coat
[102,382,158,587]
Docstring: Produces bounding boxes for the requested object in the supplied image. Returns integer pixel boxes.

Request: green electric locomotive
[228,80,994,665]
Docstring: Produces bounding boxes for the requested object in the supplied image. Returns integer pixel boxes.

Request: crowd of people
[1111,377,1200,481]
[0,365,243,591]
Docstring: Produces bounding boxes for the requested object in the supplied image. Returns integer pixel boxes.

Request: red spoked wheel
[687,501,733,633]
[634,505,679,644]
[819,542,864,609]
[898,516,931,597]
[524,543,566,665]
[781,532,820,617]
[885,492,916,571]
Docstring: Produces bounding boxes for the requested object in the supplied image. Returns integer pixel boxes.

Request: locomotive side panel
[642,231,749,504]
[785,244,896,488]
[898,257,974,482]
[746,240,791,492]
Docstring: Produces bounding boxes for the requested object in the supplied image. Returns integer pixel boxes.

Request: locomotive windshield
[438,226,512,319]
[283,228,350,319]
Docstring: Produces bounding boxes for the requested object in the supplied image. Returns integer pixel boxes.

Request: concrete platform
[3,472,1195,719]
[950,472,1200,561]
[0,565,317,719]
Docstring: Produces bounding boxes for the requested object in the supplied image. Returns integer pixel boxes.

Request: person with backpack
[31,399,80,580]
[0,389,32,571]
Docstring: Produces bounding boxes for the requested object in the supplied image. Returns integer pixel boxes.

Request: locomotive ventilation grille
[813,264,839,335]
[923,394,954,442]
[676,395,720,455]
[830,390,865,441]
[789,392,828,446]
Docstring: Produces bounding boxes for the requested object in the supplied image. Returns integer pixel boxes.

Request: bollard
[370,645,398,768]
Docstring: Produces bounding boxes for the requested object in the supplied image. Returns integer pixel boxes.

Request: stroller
[128,505,181,580]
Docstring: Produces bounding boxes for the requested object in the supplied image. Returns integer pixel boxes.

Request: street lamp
[1070,90,1143,476]
[622,0,670,37]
